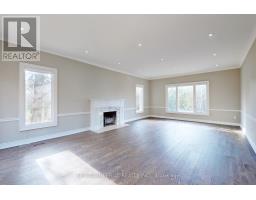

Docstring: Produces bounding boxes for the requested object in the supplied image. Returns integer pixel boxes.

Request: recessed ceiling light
[160,58,164,62]
[208,33,214,38]
[117,62,121,65]
[215,64,219,67]
[85,50,89,54]
[213,53,217,57]
[138,43,142,47]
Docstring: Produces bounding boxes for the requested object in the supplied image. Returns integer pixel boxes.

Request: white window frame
[19,63,58,131]
[165,81,209,116]
[136,84,144,114]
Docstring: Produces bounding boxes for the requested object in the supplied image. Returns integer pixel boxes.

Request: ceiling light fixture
[85,50,89,54]
[117,62,121,65]
[213,53,217,57]
[160,58,164,62]
[208,33,214,38]
[138,43,142,47]
[215,64,219,67]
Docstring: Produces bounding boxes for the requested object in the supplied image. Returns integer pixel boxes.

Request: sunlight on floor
[36,151,115,185]
[215,127,243,136]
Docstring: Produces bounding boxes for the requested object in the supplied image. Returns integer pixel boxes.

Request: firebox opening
[103,111,117,127]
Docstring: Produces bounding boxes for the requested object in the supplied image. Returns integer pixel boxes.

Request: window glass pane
[167,87,176,112]
[196,84,207,113]
[25,70,52,124]
[136,87,143,113]
[178,85,193,112]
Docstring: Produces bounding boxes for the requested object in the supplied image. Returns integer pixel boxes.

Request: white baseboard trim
[0,115,150,150]
[0,115,240,150]
[0,127,90,150]
[241,125,256,154]
[246,133,256,154]
[149,115,241,127]
[124,115,151,123]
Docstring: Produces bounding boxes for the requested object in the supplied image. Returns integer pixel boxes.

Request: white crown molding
[40,47,242,81]
[148,65,240,80]
[40,48,148,80]
[240,25,256,67]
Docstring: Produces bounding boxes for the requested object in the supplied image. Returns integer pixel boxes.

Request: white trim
[41,48,241,81]
[209,109,241,112]
[19,63,58,131]
[150,106,166,109]
[136,84,144,114]
[0,109,150,123]
[148,65,240,80]
[165,81,209,116]
[124,115,150,123]
[0,114,242,150]
[150,106,241,112]
[58,112,90,117]
[40,48,148,80]
[150,115,240,127]
[0,108,240,123]
[124,107,136,111]
[244,130,256,154]
[0,115,150,150]
[0,127,90,150]
[0,118,19,123]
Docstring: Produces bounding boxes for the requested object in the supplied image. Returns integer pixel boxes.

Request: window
[166,81,209,115]
[136,85,144,113]
[19,63,57,131]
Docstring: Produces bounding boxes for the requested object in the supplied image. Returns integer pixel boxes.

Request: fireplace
[103,111,117,127]
[90,99,125,133]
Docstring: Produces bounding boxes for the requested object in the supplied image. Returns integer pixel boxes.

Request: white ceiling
[1,15,256,79]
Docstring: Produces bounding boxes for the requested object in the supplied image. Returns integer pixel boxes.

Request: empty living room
[1,1,256,198]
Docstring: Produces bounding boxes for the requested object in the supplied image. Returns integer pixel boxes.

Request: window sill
[19,121,57,132]
[165,111,209,116]
[136,111,144,114]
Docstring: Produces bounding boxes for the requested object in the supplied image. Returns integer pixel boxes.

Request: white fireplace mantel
[90,99,126,133]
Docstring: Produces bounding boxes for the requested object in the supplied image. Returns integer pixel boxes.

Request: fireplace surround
[90,99,126,133]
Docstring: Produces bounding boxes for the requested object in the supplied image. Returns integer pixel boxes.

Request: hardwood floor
[0,118,256,185]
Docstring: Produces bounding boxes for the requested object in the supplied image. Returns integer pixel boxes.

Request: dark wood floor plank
[0,118,256,185]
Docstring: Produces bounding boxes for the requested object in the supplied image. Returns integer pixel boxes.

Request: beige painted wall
[0,40,243,146]
[149,69,241,125]
[0,45,149,144]
[241,38,256,151]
